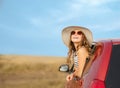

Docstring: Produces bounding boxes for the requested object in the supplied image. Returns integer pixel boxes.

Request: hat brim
[62,26,93,47]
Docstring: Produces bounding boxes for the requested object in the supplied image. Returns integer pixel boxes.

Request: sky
[0,0,120,56]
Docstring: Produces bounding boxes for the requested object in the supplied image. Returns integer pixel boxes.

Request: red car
[83,39,120,88]
[59,39,120,88]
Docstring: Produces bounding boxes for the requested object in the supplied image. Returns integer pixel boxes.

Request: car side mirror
[59,64,69,72]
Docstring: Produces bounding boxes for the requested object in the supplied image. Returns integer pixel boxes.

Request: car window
[105,44,120,88]
[83,43,102,75]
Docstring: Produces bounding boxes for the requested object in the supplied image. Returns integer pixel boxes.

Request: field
[0,55,67,88]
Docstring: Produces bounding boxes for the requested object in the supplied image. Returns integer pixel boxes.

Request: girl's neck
[74,42,82,50]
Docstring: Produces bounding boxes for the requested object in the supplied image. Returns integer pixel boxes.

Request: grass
[0,55,67,88]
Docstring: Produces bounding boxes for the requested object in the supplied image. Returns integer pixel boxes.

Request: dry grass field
[0,55,67,88]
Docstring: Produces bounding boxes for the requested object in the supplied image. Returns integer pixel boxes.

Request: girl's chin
[72,40,81,43]
[72,39,80,41]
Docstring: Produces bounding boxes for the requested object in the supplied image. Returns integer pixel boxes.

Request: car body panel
[83,39,114,88]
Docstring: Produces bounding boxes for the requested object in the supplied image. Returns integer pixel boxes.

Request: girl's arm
[74,47,89,78]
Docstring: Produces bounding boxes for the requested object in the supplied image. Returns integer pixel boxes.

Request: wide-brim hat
[62,26,93,47]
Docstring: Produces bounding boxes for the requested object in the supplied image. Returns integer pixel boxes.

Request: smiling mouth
[73,37,79,39]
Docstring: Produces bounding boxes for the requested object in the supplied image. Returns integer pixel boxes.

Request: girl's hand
[66,74,73,81]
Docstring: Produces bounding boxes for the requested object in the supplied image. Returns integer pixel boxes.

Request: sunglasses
[71,31,83,35]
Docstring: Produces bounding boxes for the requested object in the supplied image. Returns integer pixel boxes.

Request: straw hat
[62,26,93,47]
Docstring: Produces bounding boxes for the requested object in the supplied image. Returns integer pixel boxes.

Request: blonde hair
[66,33,91,64]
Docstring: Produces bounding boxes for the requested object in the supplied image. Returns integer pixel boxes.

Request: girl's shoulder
[77,46,89,56]
[78,46,88,52]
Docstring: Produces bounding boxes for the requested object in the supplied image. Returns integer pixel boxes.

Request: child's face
[71,30,83,43]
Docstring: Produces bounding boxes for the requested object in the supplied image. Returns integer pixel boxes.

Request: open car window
[83,42,103,75]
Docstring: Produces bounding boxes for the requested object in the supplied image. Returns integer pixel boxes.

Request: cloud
[29,16,57,28]
[73,0,120,6]
[88,18,120,34]
[28,0,120,26]
[28,0,120,35]
[30,17,41,27]
[68,0,115,14]
[46,0,116,23]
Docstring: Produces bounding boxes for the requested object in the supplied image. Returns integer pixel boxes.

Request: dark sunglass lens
[71,31,75,35]
[77,31,82,35]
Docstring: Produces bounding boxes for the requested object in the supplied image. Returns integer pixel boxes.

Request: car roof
[111,39,120,45]
[95,38,120,45]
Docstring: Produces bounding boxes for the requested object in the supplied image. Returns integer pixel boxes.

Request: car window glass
[105,45,120,88]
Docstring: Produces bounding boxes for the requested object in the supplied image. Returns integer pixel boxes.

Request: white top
[73,52,79,68]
